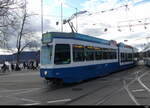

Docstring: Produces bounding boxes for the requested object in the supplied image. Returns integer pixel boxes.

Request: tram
[143,47,150,67]
[40,32,138,84]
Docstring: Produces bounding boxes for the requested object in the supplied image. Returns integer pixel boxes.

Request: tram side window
[103,48,109,59]
[73,45,85,62]
[121,53,133,62]
[85,46,95,61]
[121,53,124,62]
[95,48,103,60]
[113,50,117,59]
[125,53,127,62]
[128,53,133,61]
[110,51,117,59]
[148,51,150,57]
[54,44,71,65]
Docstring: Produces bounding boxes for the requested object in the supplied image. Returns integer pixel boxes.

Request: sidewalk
[0,69,39,76]
[0,71,10,76]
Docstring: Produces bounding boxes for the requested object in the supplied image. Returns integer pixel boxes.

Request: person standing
[11,63,14,71]
[1,62,7,73]
[23,62,26,69]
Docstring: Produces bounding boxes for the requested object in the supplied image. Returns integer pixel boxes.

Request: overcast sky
[41,0,150,51]
[2,0,150,54]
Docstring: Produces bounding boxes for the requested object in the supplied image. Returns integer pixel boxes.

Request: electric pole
[75,8,78,32]
[61,2,63,32]
[41,0,43,34]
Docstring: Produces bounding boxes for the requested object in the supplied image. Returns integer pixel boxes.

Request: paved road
[0,65,150,105]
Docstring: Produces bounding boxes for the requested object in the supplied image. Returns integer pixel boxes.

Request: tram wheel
[52,79,63,86]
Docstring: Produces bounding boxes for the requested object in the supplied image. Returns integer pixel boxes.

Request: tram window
[73,45,85,62]
[95,50,103,60]
[103,51,108,59]
[121,53,124,62]
[40,45,52,65]
[113,51,117,59]
[54,44,71,65]
[85,46,94,61]
[112,49,117,59]
[148,51,150,57]
[110,51,116,59]
[121,53,133,62]
[103,48,110,59]
[128,53,133,61]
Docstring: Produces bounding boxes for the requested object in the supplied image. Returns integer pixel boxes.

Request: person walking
[1,62,7,73]
[11,63,14,71]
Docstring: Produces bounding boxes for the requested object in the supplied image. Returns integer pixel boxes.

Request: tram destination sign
[42,33,52,44]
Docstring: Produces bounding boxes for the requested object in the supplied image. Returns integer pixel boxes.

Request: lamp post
[41,0,43,34]
[75,8,78,32]
[61,2,63,32]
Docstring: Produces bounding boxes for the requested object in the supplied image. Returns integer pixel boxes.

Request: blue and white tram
[143,47,150,67]
[40,32,137,84]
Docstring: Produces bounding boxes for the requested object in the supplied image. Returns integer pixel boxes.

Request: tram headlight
[44,71,48,75]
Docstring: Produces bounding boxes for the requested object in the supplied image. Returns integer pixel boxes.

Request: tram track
[95,68,148,105]
[0,65,147,105]
[63,66,146,105]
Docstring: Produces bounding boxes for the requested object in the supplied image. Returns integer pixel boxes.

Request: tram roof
[43,32,111,45]
[43,32,135,49]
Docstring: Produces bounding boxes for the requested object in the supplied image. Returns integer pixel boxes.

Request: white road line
[47,99,71,104]
[22,103,40,105]
[137,72,150,92]
[10,88,42,95]
[96,68,146,105]
[132,89,145,92]
[0,88,40,93]
[21,98,40,103]
[2,95,40,105]
[123,80,140,105]
[123,70,149,105]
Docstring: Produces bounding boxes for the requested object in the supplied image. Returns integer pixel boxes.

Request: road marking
[123,70,149,105]
[10,88,42,95]
[95,68,146,105]
[123,80,140,105]
[0,88,40,93]
[47,99,71,104]
[132,89,145,92]
[21,98,40,103]
[22,103,40,105]
[137,72,150,92]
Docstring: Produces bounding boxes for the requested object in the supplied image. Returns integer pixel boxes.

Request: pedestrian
[31,61,35,70]
[23,62,26,69]
[15,63,20,71]
[1,62,7,73]
[11,63,14,71]
[35,60,39,70]
[7,62,11,72]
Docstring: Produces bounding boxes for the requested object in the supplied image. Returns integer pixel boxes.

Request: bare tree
[0,0,39,69]
[0,0,24,49]
[11,0,39,69]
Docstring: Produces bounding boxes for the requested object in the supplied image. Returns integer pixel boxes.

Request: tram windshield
[40,45,53,65]
[54,44,71,65]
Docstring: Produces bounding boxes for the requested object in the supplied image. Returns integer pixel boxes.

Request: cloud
[82,28,106,36]
[5,0,150,52]
[77,0,150,51]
